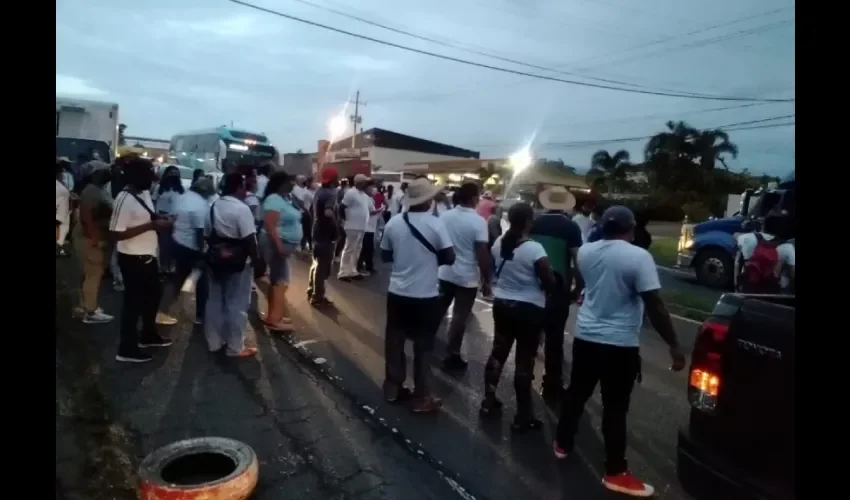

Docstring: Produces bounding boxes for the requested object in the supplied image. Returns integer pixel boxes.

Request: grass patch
[661,289,718,322]
[649,236,678,267]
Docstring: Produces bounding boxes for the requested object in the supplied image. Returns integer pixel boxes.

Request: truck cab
[677,171,795,288]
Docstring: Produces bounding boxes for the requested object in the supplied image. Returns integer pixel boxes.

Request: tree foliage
[118,123,127,146]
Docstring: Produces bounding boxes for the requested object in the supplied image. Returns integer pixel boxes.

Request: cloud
[56,74,108,97]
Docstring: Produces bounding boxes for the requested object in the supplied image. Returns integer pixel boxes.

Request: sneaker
[116,350,153,363]
[113,281,125,292]
[411,395,443,413]
[479,395,503,417]
[155,313,178,326]
[602,472,655,497]
[138,335,173,348]
[83,310,114,324]
[226,347,258,358]
[552,441,568,460]
[310,297,333,307]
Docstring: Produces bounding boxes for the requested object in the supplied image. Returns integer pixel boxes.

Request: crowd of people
[59,154,797,498]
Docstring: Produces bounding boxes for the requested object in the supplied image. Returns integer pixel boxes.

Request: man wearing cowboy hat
[380,177,455,413]
[530,185,584,404]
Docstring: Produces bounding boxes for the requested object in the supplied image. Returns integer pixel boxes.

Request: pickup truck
[677,293,794,500]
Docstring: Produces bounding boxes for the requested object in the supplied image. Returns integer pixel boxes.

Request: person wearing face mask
[109,156,175,363]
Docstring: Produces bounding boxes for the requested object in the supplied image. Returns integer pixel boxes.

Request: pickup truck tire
[694,248,733,289]
[138,437,258,500]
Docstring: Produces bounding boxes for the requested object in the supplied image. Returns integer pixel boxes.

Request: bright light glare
[509,148,532,173]
[328,115,348,141]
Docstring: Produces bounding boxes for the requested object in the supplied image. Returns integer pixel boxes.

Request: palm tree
[690,128,738,171]
[588,149,631,194]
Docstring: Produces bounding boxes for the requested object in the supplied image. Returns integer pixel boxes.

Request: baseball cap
[320,166,339,184]
[600,205,636,235]
[354,173,371,183]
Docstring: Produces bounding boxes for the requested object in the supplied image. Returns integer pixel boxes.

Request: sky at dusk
[56,0,794,175]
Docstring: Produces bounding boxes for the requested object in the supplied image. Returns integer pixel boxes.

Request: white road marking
[293,339,321,349]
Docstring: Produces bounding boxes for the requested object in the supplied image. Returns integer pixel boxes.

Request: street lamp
[328,114,348,142]
[508,147,532,174]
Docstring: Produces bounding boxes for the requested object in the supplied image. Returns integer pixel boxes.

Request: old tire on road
[138,437,258,500]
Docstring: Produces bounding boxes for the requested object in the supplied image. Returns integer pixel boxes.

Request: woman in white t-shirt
[483,202,556,431]
[153,166,185,274]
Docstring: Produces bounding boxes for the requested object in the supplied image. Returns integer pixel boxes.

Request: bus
[168,126,278,173]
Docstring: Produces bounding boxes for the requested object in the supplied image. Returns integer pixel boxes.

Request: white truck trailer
[56,96,119,162]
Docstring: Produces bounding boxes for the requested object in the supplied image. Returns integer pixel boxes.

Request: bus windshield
[56,138,112,163]
[222,142,277,171]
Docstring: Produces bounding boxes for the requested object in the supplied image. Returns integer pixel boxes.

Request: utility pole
[349,90,365,149]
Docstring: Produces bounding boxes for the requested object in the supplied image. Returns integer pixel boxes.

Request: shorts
[260,233,296,285]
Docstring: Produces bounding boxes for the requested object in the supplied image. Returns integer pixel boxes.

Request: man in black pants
[109,157,175,363]
[307,167,340,306]
[553,206,685,497]
[529,186,584,404]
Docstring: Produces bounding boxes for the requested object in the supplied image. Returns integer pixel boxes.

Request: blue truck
[676,171,795,288]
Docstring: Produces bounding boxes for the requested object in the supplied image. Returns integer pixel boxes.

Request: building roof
[329,128,479,159]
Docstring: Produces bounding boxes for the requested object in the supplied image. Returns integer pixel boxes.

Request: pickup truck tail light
[688,320,729,414]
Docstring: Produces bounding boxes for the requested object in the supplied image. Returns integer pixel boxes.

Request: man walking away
[308,167,339,306]
[572,201,596,242]
[338,174,373,281]
[438,183,492,371]
[359,181,383,276]
[735,212,795,294]
[109,157,175,363]
[530,186,584,404]
[554,206,685,497]
[334,178,350,261]
[380,178,455,413]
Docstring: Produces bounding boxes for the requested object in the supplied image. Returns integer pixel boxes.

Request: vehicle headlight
[683,239,694,249]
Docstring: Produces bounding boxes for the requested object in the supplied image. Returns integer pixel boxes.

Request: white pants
[57,216,70,245]
[338,229,365,278]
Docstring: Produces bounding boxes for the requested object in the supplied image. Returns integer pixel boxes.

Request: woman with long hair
[154,166,185,274]
[481,202,555,431]
[258,171,302,331]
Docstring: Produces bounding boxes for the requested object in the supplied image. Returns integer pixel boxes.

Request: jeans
[301,212,313,250]
[338,229,365,277]
[157,231,174,273]
[204,267,253,355]
[308,242,334,300]
[358,232,376,272]
[384,293,441,397]
[542,286,572,393]
[109,243,123,283]
[556,337,641,475]
[160,242,207,320]
[117,254,162,354]
[485,299,544,416]
[438,280,479,357]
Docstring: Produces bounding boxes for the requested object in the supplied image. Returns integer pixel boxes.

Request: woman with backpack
[204,172,261,358]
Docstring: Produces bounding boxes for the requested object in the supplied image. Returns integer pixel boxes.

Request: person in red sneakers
[553,206,685,497]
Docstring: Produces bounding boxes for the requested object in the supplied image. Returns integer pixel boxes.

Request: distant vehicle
[169,126,278,173]
[157,164,195,190]
[371,171,418,192]
[56,97,119,162]
[677,171,795,288]
[677,292,794,500]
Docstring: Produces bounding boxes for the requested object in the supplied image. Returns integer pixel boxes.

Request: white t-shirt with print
[110,190,158,256]
[438,206,488,288]
[491,237,549,308]
[736,232,795,289]
[381,211,452,298]
[172,191,209,251]
[342,188,370,231]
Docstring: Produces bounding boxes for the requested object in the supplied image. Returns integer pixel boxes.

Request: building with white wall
[324,128,480,173]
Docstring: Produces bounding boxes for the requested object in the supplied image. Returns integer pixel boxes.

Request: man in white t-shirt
[571,201,595,242]
[358,183,384,275]
[255,164,270,198]
[338,174,374,280]
[109,157,174,363]
[437,183,492,371]
[380,178,455,413]
[56,161,72,256]
[554,206,684,497]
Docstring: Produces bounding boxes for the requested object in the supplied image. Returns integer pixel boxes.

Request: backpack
[740,233,781,294]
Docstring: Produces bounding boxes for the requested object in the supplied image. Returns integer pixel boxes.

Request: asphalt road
[58,256,705,500]
[242,257,702,500]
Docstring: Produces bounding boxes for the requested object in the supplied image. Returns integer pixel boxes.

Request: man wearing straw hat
[530,185,584,404]
[380,177,455,413]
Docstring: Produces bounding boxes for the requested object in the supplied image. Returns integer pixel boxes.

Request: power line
[283,0,726,98]
[228,0,794,103]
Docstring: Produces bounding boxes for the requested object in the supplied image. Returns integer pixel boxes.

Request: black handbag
[205,202,249,276]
